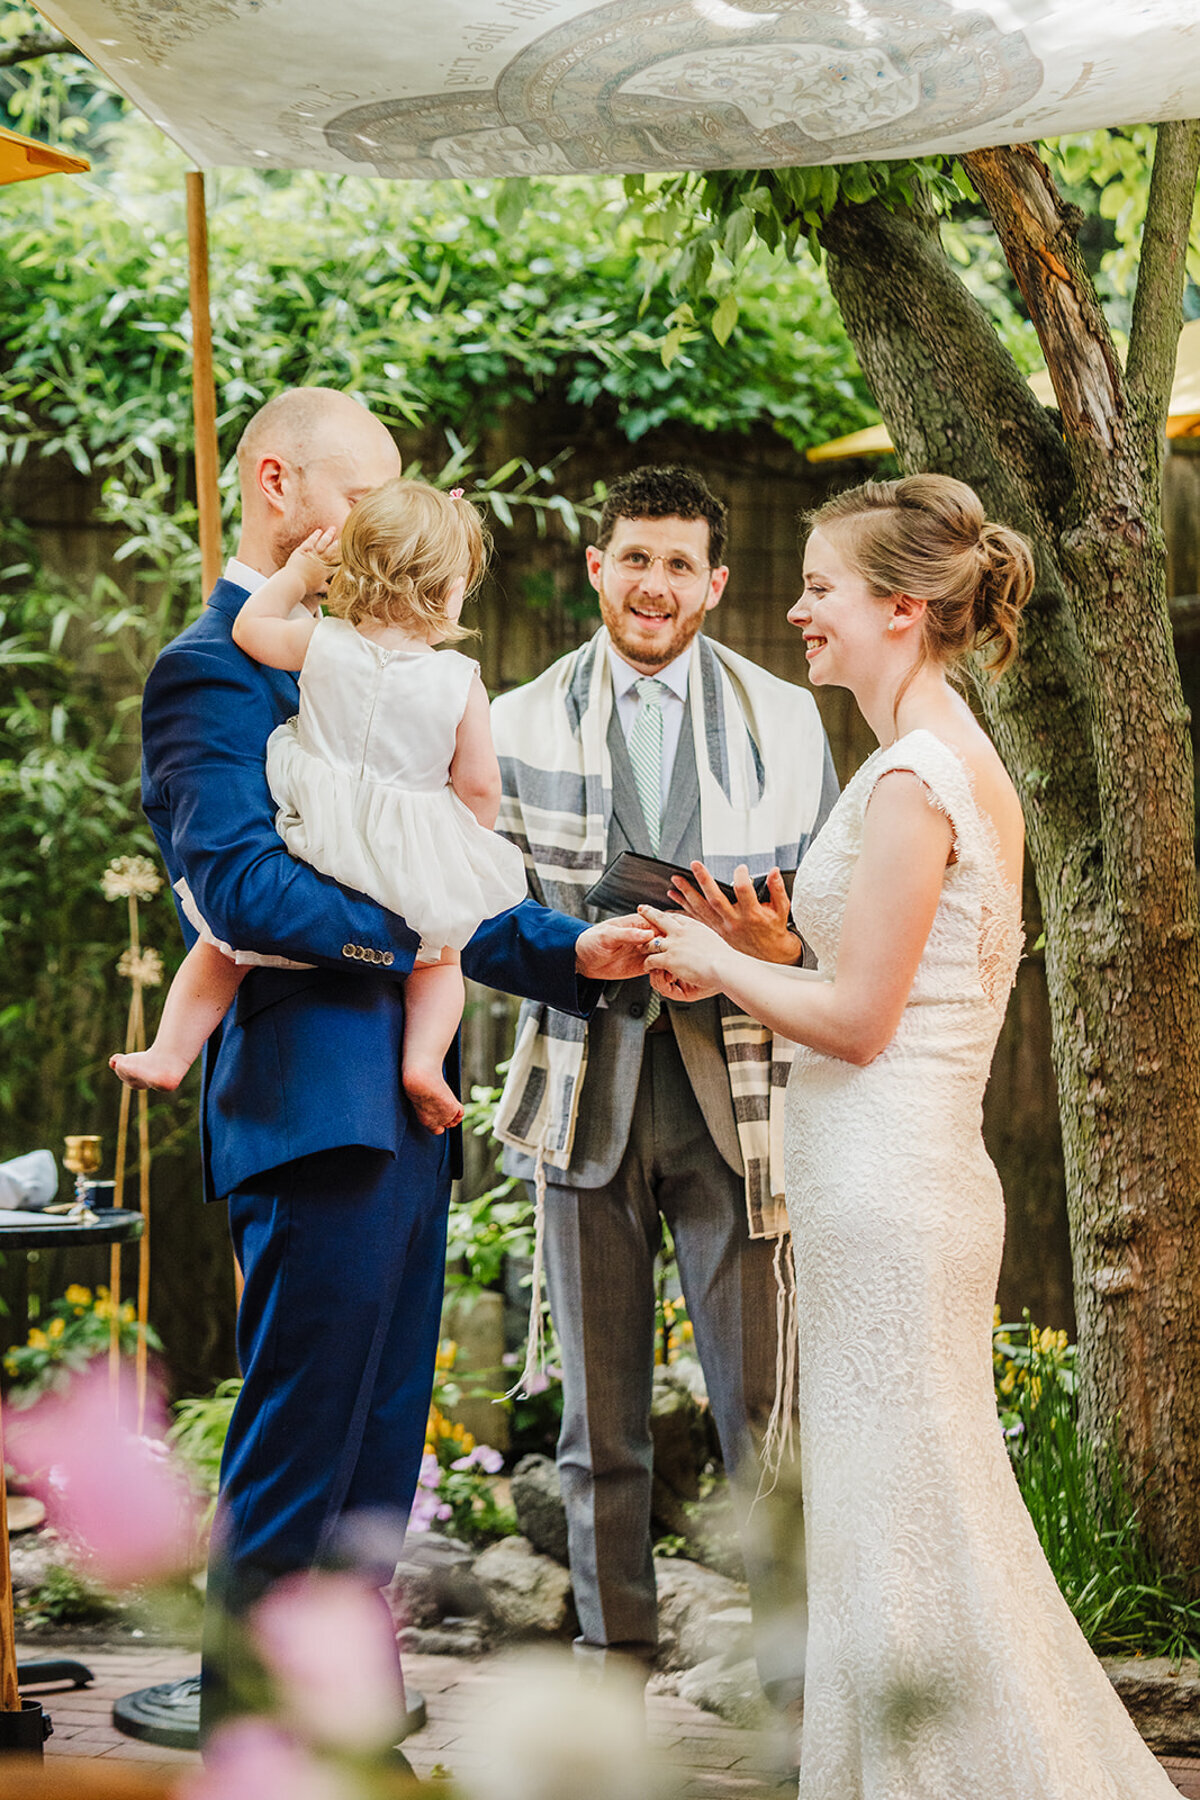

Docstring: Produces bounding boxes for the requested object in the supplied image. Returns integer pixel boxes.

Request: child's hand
[287,527,339,595]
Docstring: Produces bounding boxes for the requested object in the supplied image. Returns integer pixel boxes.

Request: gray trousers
[539,1029,784,1659]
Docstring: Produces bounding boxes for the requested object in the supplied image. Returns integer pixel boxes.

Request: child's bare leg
[111,940,246,1091]
[402,952,466,1134]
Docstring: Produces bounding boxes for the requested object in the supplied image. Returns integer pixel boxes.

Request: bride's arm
[645,772,952,1064]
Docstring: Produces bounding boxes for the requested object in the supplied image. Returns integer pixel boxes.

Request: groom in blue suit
[139,388,646,1732]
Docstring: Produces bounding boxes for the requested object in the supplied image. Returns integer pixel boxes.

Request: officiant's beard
[598,581,708,673]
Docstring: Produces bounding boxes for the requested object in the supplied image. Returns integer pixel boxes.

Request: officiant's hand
[575,914,654,981]
[641,905,729,999]
[668,861,803,965]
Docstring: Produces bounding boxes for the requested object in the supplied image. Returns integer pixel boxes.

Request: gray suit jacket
[502,690,749,1189]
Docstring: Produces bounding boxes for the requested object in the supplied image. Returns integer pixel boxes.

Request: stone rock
[386,1531,484,1628]
[474,1535,576,1638]
[651,1375,708,1533]
[8,1535,59,1598]
[653,1555,749,1672]
[678,1653,771,1730]
[398,1620,489,1657]
[511,1454,570,1565]
[1104,1657,1200,1755]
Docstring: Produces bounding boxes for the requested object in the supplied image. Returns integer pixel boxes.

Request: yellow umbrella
[0,122,89,186]
[807,320,1200,460]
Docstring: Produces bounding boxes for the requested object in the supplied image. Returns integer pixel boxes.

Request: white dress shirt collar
[607,642,691,705]
[223,557,269,595]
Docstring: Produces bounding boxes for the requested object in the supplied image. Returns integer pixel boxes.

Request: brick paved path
[15,1639,1200,1796]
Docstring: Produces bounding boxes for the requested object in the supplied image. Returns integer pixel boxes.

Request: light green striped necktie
[628,676,671,1025]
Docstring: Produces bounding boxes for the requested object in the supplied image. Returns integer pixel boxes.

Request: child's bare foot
[109,1049,189,1092]
[403,1063,465,1134]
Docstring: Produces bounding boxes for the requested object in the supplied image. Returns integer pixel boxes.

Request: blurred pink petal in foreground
[251,1570,407,1753]
[178,1718,361,1800]
[6,1364,198,1587]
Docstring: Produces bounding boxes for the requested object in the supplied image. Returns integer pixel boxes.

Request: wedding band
[651,936,666,953]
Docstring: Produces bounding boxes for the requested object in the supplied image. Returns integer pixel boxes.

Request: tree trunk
[820,129,1200,1577]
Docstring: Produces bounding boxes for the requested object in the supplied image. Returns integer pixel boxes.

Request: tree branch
[0,30,78,68]
[965,143,1124,458]
[1126,119,1200,441]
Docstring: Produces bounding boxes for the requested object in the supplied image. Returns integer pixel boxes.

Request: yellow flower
[65,1284,92,1308]
[681,1322,694,1341]
[999,1370,1015,1395]
[94,1300,115,1321]
[993,1304,1001,1326]
[47,1317,65,1340]
[4,1356,18,1375]
[1029,1375,1043,1403]
[121,1302,135,1323]
[27,1328,48,1352]
[435,1339,458,1371]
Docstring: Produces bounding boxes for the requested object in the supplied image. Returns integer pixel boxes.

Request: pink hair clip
[449,487,465,501]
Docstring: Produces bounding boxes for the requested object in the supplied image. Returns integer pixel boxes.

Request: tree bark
[0,31,76,69]
[821,130,1200,1578]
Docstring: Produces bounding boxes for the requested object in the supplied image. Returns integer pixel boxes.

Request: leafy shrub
[995,1311,1200,1662]
[3,1282,160,1402]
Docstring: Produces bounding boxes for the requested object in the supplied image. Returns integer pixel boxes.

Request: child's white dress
[261,618,528,957]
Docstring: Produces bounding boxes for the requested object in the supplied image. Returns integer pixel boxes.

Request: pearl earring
[887,620,897,632]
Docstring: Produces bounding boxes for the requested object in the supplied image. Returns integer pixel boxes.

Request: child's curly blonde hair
[324,478,489,643]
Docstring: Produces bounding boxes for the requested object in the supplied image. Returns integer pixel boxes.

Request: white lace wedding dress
[784,730,1177,1799]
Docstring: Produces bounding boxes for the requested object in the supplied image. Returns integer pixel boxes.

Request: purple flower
[450,1444,504,1475]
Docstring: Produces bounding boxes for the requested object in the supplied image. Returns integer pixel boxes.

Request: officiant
[489,464,838,1695]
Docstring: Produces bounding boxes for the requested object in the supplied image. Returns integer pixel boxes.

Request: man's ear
[256,454,288,515]
[585,544,604,594]
[705,565,730,612]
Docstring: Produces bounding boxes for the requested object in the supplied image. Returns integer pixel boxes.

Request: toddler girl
[110,477,527,1133]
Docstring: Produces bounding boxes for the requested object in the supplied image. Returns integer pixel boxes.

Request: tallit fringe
[502,1142,549,1402]
[757,1232,799,1496]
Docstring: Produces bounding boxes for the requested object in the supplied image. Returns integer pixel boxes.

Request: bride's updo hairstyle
[325,477,489,644]
[808,475,1034,679]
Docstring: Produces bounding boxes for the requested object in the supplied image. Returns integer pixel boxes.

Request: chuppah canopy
[28,0,1200,180]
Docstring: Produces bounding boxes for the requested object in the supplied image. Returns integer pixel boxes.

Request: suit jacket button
[629,1001,644,1019]
[370,948,381,963]
[353,944,365,959]
[342,944,354,958]
[383,952,394,967]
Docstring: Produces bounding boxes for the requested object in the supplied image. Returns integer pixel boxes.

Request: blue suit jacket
[141,580,594,1200]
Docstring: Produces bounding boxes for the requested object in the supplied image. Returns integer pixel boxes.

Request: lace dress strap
[864,729,983,866]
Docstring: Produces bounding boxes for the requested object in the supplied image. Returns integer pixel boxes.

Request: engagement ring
[650,937,667,953]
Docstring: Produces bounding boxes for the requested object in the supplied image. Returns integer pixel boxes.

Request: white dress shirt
[608,643,691,811]
[224,556,268,594]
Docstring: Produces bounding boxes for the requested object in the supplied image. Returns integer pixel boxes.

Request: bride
[642,475,1177,1799]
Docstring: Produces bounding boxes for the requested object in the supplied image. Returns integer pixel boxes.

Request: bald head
[234,387,402,577]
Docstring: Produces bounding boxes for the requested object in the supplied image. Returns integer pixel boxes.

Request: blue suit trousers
[201,1134,449,1735]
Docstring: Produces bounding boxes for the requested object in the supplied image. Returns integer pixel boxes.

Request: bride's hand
[641,905,730,1000]
[668,861,803,965]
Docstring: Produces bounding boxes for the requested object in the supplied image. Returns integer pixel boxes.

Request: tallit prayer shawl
[492,627,830,1238]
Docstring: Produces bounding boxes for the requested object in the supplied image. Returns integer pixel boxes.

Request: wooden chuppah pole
[186,168,221,597]
[184,170,244,1311]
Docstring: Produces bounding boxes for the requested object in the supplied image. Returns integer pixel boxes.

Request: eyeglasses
[606,548,712,588]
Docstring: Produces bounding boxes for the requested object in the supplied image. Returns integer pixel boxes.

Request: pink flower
[178,1719,359,1800]
[450,1444,504,1475]
[6,1365,197,1587]
[250,1571,407,1753]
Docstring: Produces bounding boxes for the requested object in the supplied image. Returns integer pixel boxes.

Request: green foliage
[1050,126,1200,302]
[3,1281,160,1402]
[994,1314,1200,1662]
[18,1559,117,1628]
[169,1377,244,1501]
[448,1084,533,1299]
